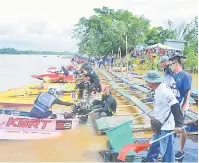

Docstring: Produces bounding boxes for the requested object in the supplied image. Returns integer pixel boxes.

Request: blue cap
[143,70,163,83]
[160,56,169,63]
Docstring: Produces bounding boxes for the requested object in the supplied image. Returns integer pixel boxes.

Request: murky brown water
[0,56,197,161]
[0,126,107,162]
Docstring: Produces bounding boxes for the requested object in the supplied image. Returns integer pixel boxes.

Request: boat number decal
[6,117,51,129]
[56,120,72,130]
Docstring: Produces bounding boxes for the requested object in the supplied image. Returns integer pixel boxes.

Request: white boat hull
[0,114,79,140]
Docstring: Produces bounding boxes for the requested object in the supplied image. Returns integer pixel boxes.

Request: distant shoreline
[0,48,77,55]
[0,54,73,55]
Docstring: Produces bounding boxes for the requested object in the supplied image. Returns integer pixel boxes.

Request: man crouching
[92,85,117,119]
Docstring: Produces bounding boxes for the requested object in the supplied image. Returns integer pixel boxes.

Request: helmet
[48,88,57,96]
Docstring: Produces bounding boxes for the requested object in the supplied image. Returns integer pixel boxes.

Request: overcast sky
[0,0,197,52]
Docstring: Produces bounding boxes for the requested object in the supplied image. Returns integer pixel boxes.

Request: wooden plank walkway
[93,68,198,133]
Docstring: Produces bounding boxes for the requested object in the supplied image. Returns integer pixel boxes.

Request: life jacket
[31,92,56,118]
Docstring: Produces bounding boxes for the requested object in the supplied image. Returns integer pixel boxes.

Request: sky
[0,0,198,52]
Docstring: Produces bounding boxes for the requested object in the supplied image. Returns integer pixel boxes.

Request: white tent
[145,43,182,51]
[146,43,169,49]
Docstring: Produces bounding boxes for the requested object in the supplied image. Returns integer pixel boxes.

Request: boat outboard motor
[70,100,92,122]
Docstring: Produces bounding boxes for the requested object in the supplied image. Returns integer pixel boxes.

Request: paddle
[117,126,186,161]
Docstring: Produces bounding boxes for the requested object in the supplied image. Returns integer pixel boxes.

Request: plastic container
[106,120,134,155]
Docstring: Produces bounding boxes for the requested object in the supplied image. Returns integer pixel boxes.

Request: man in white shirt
[143,70,184,162]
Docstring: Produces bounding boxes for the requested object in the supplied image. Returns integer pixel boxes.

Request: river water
[0,55,198,162]
[0,55,106,162]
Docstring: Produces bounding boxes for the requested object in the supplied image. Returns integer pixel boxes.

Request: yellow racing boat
[0,83,77,107]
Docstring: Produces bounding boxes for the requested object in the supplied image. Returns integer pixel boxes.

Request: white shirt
[163,75,180,98]
[163,74,189,111]
[152,83,178,130]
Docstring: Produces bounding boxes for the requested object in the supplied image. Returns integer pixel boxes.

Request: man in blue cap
[160,55,173,76]
[143,70,184,162]
[159,55,179,97]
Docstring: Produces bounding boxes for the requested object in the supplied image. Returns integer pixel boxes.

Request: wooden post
[126,35,129,79]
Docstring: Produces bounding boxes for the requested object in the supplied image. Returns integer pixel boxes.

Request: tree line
[73,6,198,71]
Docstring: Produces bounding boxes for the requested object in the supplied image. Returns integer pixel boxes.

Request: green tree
[144,26,175,45]
[166,17,198,71]
[72,6,150,56]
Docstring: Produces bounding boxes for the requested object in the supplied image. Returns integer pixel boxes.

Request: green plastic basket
[106,120,134,155]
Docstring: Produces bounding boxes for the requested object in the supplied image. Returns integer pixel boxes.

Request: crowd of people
[130,46,182,57]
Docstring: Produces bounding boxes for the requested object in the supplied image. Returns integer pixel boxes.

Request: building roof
[165,39,188,43]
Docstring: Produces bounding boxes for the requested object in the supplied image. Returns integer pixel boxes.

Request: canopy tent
[166,46,182,51]
[145,43,168,49]
[145,43,183,51]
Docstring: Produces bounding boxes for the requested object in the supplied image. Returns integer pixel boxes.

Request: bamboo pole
[126,35,129,79]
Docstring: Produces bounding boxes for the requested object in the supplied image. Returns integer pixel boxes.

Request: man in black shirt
[92,86,117,118]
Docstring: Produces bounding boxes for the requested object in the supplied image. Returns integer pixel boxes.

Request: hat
[143,70,163,83]
[159,56,169,63]
[169,55,186,61]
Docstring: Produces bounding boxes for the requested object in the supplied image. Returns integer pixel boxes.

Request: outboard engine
[71,99,92,123]
[76,81,91,100]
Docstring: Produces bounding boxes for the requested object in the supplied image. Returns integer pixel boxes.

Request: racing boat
[31,73,75,83]
[0,114,79,140]
[0,92,78,107]
[0,83,76,97]
[0,83,78,107]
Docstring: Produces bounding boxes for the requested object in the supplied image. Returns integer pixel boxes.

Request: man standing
[143,56,179,162]
[169,55,192,160]
[143,70,184,162]
[160,55,179,96]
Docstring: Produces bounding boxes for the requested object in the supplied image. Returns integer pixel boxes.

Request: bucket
[106,120,134,155]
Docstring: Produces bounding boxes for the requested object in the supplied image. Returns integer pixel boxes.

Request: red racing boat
[31,73,75,83]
